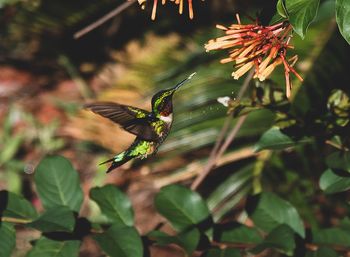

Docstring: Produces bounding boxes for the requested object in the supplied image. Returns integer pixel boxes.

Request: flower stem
[191,69,254,190]
[1,217,32,224]
[74,0,137,39]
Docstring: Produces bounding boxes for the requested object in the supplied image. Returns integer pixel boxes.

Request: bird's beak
[172,72,196,92]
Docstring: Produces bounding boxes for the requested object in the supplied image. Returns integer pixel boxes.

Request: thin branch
[153,147,256,188]
[1,217,31,224]
[58,55,93,100]
[325,140,349,151]
[74,0,137,39]
[212,115,247,165]
[211,240,256,249]
[208,115,233,161]
[191,70,254,190]
[236,69,254,99]
[198,70,254,171]
[190,114,247,191]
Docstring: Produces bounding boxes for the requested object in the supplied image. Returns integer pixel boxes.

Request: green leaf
[248,192,305,238]
[0,134,24,166]
[306,246,339,257]
[277,0,288,18]
[206,164,253,222]
[315,0,335,23]
[251,225,296,256]
[148,228,200,256]
[269,13,286,25]
[202,248,241,257]
[206,165,253,212]
[212,185,251,223]
[255,127,310,152]
[34,155,83,212]
[340,217,350,230]
[0,222,16,257]
[27,206,75,233]
[26,237,80,257]
[216,223,263,244]
[285,0,320,38]
[0,190,37,220]
[154,185,211,232]
[326,151,350,172]
[319,169,350,194]
[89,185,134,226]
[313,228,350,247]
[290,29,350,119]
[336,0,350,44]
[93,224,143,257]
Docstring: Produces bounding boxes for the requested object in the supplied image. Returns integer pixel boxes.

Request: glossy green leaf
[34,155,83,212]
[336,0,350,44]
[251,225,296,256]
[206,165,253,212]
[0,190,37,220]
[0,222,16,257]
[319,169,350,194]
[93,224,143,257]
[315,0,335,22]
[313,228,350,247]
[306,247,339,257]
[27,206,75,233]
[148,228,200,255]
[326,151,350,172]
[285,0,320,38]
[90,185,134,226]
[202,248,241,257]
[248,192,305,238]
[277,0,288,18]
[255,127,310,152]
[26,237,80,257]
[155,185,211,232]
[216,223,263,244]
[270,13,286,25]
[291,28,350,118]
[212,185,251,222]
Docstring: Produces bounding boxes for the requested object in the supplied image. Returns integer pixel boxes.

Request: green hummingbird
[85,72,196,173]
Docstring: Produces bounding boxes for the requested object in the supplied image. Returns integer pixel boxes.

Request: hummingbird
[85,72,196,173]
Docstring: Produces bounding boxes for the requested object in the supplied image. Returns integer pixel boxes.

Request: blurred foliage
[0,106,64,194]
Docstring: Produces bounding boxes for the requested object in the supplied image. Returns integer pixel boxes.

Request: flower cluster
[205,15,303,98]
[135,0,199,20]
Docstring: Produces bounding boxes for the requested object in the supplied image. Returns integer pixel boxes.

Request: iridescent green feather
[128,140,155,158]
[127,106,147,118]
[151,120,166,136]
[152,91,173,113]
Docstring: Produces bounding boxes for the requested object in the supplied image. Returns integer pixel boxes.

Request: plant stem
[58,55,94,100]
[74,0,137,39]
[153,147,256,188]
[1,217,31,224]
[252,150,271,194]
[191,70,254,190]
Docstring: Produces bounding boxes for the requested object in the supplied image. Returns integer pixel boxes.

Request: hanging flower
[135,0,201,20]
[205,14,303,98]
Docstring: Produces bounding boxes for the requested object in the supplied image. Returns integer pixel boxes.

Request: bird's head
[151,72,196,116]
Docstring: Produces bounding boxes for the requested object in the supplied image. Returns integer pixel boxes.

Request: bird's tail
[99,152,133,173]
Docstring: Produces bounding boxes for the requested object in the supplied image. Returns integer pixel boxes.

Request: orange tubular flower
[205,14,303,98]
[135,0,200,20]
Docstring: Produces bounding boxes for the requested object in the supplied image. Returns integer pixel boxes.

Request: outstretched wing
[84,102,159,141]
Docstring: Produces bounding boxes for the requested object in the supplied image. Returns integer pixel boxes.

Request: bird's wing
[84,102,160,141]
